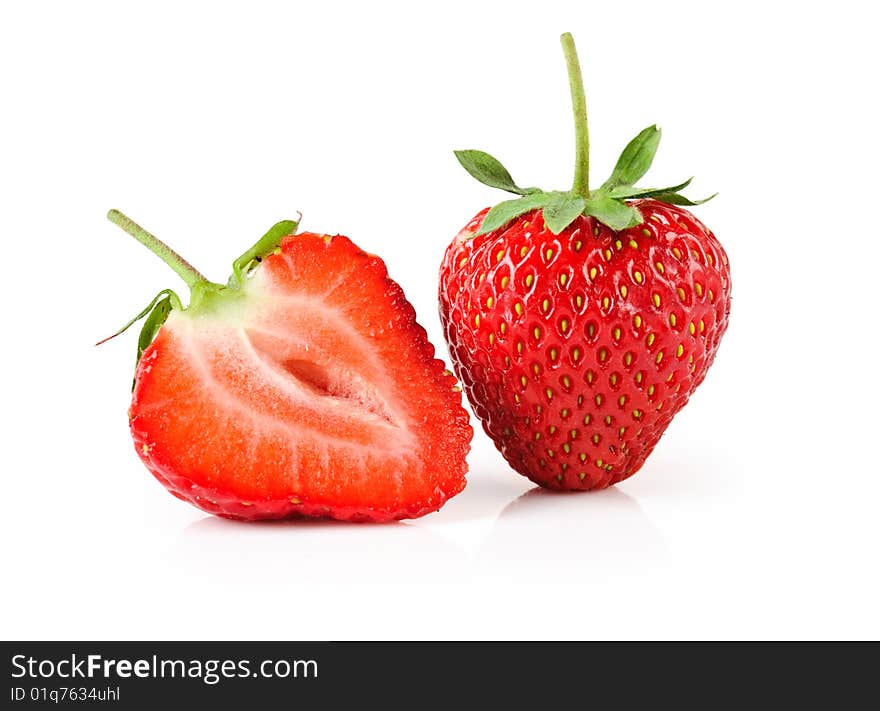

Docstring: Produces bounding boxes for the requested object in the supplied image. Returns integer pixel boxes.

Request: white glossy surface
[1,0,878,640]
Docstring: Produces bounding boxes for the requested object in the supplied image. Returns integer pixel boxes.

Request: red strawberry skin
[439,199,730,490]
[130,232,472,521]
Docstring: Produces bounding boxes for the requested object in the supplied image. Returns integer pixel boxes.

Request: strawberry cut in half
[439,33,730,491]
[101,211,471,521]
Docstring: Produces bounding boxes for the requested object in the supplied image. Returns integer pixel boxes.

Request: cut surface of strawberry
[104,213,471,521]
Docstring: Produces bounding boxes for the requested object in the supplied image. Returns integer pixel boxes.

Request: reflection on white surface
[171,475,665,586]
[478,487,666,581]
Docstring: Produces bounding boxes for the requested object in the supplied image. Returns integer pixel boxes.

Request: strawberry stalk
[107,209,208,289]
[99,209,300,365]
[454,32,714,235]
[561,32,590,200]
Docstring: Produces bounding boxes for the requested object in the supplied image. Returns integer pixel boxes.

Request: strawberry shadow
[474,485,667,581]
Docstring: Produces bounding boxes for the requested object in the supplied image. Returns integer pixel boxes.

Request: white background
[2,0,878,640]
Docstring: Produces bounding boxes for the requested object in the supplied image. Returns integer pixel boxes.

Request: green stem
[107,209,207,289]
[560,32,590,199]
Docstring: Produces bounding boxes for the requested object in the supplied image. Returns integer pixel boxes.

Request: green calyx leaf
[600,125,661,191]
[543,193,586,234]
[476,192,553,235]
[583,196,643,230]
[454,150,536,196]
[230,217,300,287]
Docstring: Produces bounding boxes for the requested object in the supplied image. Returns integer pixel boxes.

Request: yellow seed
[517,341,524,354]
[677,287,686,302]
[604,415,612,426]
[688,321,696,335]
[542,298,550,312]
[545,248,554,260]
[532,363,540,375]
[613,327,621,341]
[636,371,643,384]
[561,408,570,418]
[494,249,504,262]
[520,375,527,388]
[545,387,554,399]
[535,431,542,440]
[587,371,595,384]
[596,459,604,467]
[669,313,677,327]
[504,356,511,367]
[708,289,715,302]
[593,226,600,236]
[583,414,592,425]
[604,249,612,261]
[587,323,596,338]
[619,284,629,299]
[520,245,528,257]
[549,425,557,435]
[629,239,638,249]
[633,409,642,419]
[672,247,683,260]
[550,348,558,361]
[559,273,568,287]
[656,351,664,364]
[474,314,480,327]
[575,294,584,309]
[570,429,578,439]
[500,321,508,335]
[533,326,542,340]
[618,395,626,406]
[525,274,534,288]
[602,296,610,311]
[572,347,581,362]
[666,373,674,382]
[589,267,598,280]
[624,352,633,366]
[655,261,665,274]
[514,393,520,403]
[514,302,524,316]
[642,228,651,237]
[479,273,485,283]
[561,319,570,333]
[707,253,715,266]
[699,319,705,333]
[619,427,626,438]
[634,270,644,284]
[615,239,623,250]
[676,344,685,357]
[647,385,655,396]
[562,443,571,454]
[652,293,661,308]
[633,314,642,329]
[592,434,601,445]
[486,296,494,308]
[609,373,618,386]
[458,256,468,268]
[574,240,583,252]
[647,333,655,347]
[598,348,607,362]
[580,452,588,462]
[695,282,703,297]
[488,333,495,345]
[290,498,301,505]
[595,394,603,406]
[501,276,509,289]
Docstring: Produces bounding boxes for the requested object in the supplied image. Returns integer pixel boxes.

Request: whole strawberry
[439,33,730,491]
[102,211,471,521]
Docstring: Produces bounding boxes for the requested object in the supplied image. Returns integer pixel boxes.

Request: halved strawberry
[102,211,471,521]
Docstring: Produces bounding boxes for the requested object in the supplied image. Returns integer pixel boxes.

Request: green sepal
[136,294,174,368]
[583,196,643,230]
[95,288,182,347]
[230,217,300,287]
[608,177,693,200]
[600,125,661,191]
[543,193,586,234]
[650,192,718,206]
[476,192,552,235]
[455,150,536,196]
